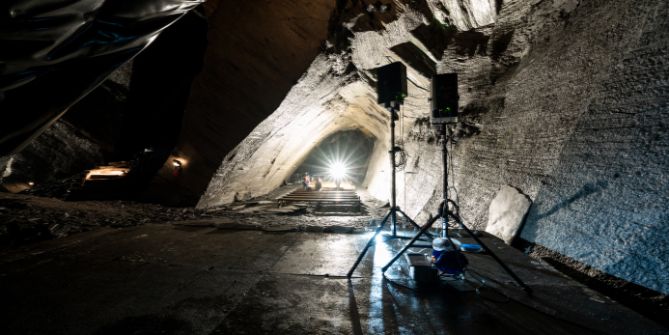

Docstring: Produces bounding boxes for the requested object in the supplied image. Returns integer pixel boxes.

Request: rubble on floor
[0,188,384,248]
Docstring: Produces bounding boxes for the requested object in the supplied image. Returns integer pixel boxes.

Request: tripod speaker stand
[346,102,430,278]
[346,62,432,278]
[380,124,532,294]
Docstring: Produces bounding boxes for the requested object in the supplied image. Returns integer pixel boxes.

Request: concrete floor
[0,223,666,335]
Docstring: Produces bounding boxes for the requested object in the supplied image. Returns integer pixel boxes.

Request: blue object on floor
[460,243,483,253]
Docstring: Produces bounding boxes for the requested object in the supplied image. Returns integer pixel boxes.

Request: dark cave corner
[1,8,209,203]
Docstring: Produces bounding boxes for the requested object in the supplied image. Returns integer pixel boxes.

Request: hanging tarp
[0,0,202,155]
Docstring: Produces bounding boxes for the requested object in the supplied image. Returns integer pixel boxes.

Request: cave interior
[0,0,668,334]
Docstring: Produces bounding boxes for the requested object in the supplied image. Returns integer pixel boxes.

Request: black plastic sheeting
[0,0,202,156]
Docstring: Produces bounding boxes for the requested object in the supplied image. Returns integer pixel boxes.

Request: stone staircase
[277,188,362,214]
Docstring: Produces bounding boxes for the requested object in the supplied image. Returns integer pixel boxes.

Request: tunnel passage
[294,130,375,189]
[196,59,399,209]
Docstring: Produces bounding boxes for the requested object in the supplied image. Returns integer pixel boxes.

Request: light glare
[328,161,348,181]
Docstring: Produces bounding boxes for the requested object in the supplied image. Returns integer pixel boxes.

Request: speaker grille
[376,62,407,106]
[431,73,458,119]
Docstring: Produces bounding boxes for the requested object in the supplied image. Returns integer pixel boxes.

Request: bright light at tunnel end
[328,161,349,181]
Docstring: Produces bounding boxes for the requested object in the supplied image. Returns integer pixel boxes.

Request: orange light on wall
[84,167,130,181]
[172,159,183,177]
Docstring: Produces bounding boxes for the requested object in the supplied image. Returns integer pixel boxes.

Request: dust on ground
[0,185,386,249]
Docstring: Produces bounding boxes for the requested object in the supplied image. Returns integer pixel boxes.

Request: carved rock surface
[0,122,103,187]
[426,0,498,30]
[198,0,669,295]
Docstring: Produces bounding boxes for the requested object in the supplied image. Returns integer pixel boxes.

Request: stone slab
[486,185,531,244]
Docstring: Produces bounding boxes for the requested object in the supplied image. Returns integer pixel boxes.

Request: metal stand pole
[389,107,398,236]
[441,123,449,239]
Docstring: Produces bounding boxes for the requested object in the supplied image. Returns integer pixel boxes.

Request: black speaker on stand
[431,73,459,124]
[347,62,430,278]
[378,72,532,294]
[377,62,407,107]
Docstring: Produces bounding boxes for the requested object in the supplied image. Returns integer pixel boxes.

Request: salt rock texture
[0,122,103,185]
[485,185,531,244]
[199,0,669,295]
[426,0,498,30]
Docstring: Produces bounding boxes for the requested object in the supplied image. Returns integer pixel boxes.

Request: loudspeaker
[431,73,459,123]
[376,62,407,107]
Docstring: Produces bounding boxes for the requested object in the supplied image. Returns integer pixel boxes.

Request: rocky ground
[0,192,200,247]
[0,185,385,249]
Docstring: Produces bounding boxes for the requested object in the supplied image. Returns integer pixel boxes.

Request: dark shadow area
[410,23,457,60]
[0,227,665,334]
[491,29,515,60]
[390,42,437,78]
[94,315,193,335]
[347,280,364,335]
[453,30,490,57]
[0,8,209,203]
[0,0,198,156]
[119,10,208,160]
[69,9,209,202]
[526,180,609,223]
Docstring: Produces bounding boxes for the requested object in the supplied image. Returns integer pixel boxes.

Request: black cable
[393,145,407,170]
[447,131,459,205]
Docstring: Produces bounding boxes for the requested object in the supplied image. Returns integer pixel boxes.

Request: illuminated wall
[198,0,669,296]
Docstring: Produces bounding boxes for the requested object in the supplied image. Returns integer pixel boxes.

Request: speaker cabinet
[376,62,407,106]
[431,73,458,123]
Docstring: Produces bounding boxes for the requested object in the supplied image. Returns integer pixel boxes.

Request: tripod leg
[381,215,440,273]
[451,212,532,294]
[346,211,391,277]
[379,209,391,226]
[397,209,434,238]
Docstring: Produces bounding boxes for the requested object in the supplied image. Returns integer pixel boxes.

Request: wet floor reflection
[344,231,598,335]
[352,229,462,334]
[268,228,635,334]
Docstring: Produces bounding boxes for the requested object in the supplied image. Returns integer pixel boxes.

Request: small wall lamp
[172,159,183,177]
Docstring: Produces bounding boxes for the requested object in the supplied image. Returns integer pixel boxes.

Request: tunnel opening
[293,130,376,190]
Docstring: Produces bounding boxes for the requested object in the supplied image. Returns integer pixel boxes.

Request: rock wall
[158,0,338,201]
[197,56,392,207]
[514,0,669,294]
[0,121,103,187]
[426,0,499,30]
[198,0,669,294]
[440,0,669,294]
